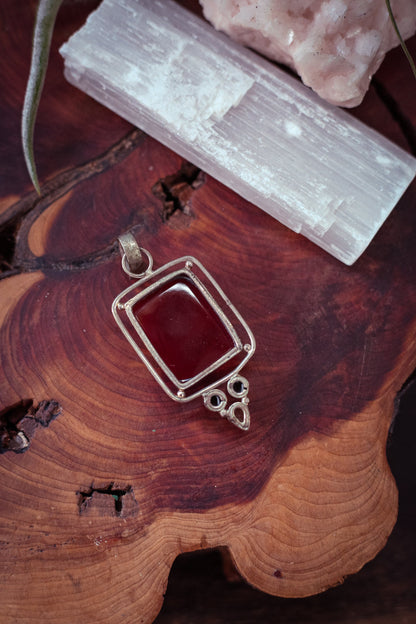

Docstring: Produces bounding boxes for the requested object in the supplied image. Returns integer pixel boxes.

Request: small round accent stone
[227,375,249,398]
[210,394,221,408]
[233,380,244,394]
[204,389,227,412]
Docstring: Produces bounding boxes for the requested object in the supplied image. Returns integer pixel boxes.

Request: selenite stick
[60,0,416,264]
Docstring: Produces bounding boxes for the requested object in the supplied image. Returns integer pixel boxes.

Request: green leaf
[21,0,63,194]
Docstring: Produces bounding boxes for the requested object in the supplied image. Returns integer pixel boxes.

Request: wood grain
[0,1,415,622]
[155,380,416,623]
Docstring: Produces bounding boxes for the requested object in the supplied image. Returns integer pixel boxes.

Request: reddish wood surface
[0,1,415,622]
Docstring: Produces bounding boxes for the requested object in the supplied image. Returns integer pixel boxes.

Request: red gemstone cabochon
[132,275,235,383]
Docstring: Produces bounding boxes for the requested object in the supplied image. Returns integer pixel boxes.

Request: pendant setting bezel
[112,255,256,406]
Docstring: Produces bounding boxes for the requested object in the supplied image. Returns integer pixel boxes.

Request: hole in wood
[78,483,138,517]
[152,161,204,221]
[0,399,34,429]
[0,399,61,454]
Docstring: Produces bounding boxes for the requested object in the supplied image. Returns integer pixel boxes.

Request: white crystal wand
[60,0,416,264]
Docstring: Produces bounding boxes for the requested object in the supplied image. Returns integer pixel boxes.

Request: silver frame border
[112,256,256,403]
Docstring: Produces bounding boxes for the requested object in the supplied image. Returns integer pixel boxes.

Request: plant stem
[385,0,416,81]
[21,0,63,194]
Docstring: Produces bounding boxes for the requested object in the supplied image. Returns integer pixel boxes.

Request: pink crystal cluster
[199,0,416,106]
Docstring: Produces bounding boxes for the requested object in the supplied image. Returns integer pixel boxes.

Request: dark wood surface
[156,377,416,623]
[0,1,415,622]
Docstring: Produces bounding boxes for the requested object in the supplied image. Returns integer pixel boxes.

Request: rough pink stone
[199,0,416,107]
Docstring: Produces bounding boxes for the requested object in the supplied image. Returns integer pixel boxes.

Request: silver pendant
[112,233,256,430]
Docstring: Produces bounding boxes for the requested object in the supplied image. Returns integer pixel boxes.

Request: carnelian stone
[132,275,235,383]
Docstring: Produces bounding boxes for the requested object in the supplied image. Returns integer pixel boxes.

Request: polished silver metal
[203,375,250,430]
[203,389,227,412]
[227,401,250,431]
[227,375,249,399]
[121,246,154,278]
[118,232,147,275]
[112,235,255,431]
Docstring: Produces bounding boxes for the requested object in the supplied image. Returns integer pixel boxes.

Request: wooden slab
[0,2,415,622]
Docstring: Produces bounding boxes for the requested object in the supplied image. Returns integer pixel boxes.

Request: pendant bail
[118,232,145,274]
[118,233,153,278]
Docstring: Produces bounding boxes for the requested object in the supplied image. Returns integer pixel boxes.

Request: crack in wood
[0,241,120,278]
[152,161,205,222]
[0,128,145,278]
[1,128,145,231]
[0,399,62,454]
[78,483,138,518]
